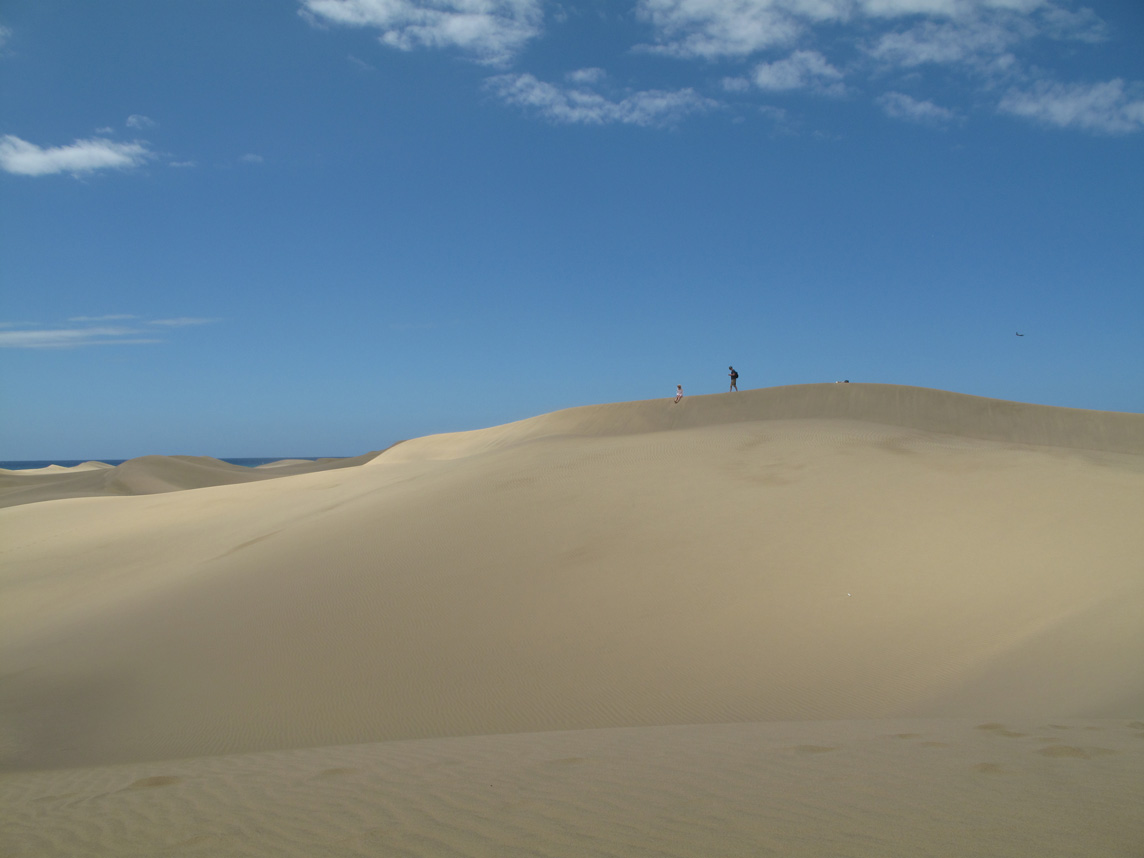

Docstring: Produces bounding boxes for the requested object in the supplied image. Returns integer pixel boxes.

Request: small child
[674,385,683,403]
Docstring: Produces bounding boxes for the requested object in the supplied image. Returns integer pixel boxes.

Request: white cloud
[297,0,1138,137]
[566,67,606,85]
[636,0,1098,65]
[0,316,221,348]
[866,17,1022,71]
[0,24,11,54]
[241,153,265,164]
[864,0,1112,77]
[300,0,544,66]
[635,0,811,59]
[999,78,1144,134]
[752,50,844,92]
[858,0,1045,16]
[0,326,161,349]
[877,90,959,124]
[486,73,717,126]
[1038,3,1106,43]
[126,114,157,129]
[633,0,1049,59]
[0,135,152,176]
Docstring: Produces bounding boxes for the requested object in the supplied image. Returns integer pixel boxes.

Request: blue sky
[2,0,1142,460]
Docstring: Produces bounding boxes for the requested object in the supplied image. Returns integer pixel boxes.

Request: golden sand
[2,384,1141,856]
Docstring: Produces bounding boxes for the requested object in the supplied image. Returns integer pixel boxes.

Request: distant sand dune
[0,452,381,509]
[1,385,1141,855]
[0,461,113,476]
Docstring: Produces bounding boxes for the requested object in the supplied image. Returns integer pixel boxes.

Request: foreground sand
[1,384,1142,856]
[4,719,1141,857]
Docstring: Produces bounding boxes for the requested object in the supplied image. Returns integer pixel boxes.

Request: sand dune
[1,384,1141,856]
[0,461,114,476]
[0,452,381,509]
[379,383,1144,461]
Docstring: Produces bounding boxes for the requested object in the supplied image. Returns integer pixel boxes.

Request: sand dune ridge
[381,383,1144,464]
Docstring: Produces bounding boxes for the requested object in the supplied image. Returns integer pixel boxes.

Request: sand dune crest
[380,383,1144,464]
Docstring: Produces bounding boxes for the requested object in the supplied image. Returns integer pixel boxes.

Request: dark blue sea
[1,458,325,470]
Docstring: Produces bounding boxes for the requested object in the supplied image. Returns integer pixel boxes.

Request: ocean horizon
[1,457,331,471]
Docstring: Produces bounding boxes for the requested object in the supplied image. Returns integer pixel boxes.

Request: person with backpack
[728,366,739,391]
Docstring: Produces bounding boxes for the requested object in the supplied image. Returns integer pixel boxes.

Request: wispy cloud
[877,91,960,125]
[300,0,544,66]
[752,50,845,94]
[0,326,161,349]
[865,17,1023,74]
[566,67,606,86]
[633,0,1049,60]
[1038,3,1106,43]
[0,317,221,349]
[301,0,1141,136]
[486,73,717,126]
[69,314,138,322]
[858,0,1043,15]
[347,54,376,71]
[630,0,1129,123]
[0,135,153,176]
[126,114,157,129]
[999,78,1144,134]
[635,0,811,59]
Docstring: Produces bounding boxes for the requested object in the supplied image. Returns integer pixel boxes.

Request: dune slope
[2,385,1143,857]
[1,384,1141,774]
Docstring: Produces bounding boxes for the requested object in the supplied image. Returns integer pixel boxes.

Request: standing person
[728,366,739,391]
[674,384,683,403]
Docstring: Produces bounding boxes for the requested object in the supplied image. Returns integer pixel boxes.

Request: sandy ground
[1,384,1141,856]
